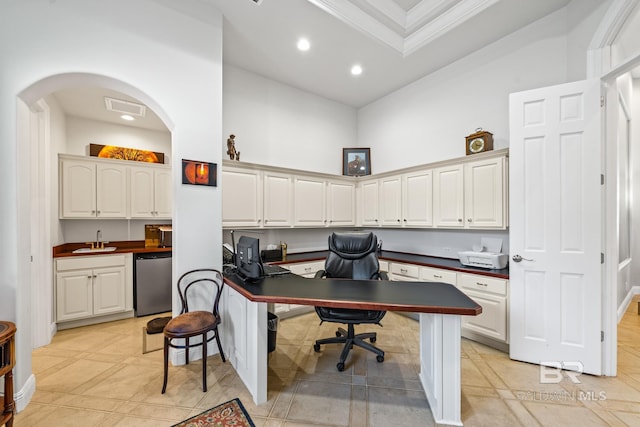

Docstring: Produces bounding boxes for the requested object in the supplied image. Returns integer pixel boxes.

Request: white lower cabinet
[273,261,325,318]
[421,266,457,285]
[55,254,133,326]
[457,273,508,345]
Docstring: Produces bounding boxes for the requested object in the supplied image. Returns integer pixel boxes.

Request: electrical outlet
[443,247,452,252]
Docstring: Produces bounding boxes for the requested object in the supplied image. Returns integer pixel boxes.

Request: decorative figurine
[227,134,240,161]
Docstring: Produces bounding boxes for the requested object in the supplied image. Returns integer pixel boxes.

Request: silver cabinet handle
[458,218,462,222]
[512,255,533,263]
[467,218,472,222]
[434,274,442,279]
[476,282,488,287]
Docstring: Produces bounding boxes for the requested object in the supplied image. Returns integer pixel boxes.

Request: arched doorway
[18,73,173,349]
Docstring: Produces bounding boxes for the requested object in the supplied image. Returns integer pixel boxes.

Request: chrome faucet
[96,229,103,249]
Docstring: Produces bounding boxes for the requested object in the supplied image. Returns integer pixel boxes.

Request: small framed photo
[342,148,371,176]
[182,159,217,186]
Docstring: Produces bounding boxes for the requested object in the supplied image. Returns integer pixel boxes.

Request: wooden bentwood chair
[162,269,226,393]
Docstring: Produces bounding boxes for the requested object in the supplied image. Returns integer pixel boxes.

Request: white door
[509,79,602,375]
[130,166,155,218]
[403,170,433,227]
[154,168,173,218]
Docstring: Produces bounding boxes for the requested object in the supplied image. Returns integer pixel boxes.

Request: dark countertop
[224,271,482,316]
[273,250,509,279]
[53,240,172,258]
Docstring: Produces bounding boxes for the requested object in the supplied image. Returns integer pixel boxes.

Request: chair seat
[164,311,219,337]
[317,307,383,322]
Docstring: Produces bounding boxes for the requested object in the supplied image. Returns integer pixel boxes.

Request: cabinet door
[60,159,96,218]
[403,170,433,227]
[379,175,402,226]
[96,163,127,218]
[434,164,464,228]
[460,289,507,342]
[464,157,505,228]
[360,179,380,226]
[263,172,293,227]
[130,166,155,218]
[154,168,173,218]
[222,168,263,227]
[293,176,326,227]
[56,270,93,321]
[93,266,126,316]
[327,180,355,227]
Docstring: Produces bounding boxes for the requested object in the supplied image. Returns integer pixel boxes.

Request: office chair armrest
[314,270,327,278]
[379,271,389,280]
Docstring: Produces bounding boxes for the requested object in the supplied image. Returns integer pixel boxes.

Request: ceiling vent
[104,97,147,117]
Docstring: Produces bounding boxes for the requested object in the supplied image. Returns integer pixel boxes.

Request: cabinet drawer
[458,273,507,296]
[286,261,325,277]
[56,254,126,271]
[379,260,389,273]
[390,263,420,279]
[421,267,456,285]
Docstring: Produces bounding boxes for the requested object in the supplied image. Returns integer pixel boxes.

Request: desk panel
[223,273,481,315]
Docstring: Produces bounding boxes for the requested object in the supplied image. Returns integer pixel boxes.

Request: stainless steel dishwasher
[134,252,172,317]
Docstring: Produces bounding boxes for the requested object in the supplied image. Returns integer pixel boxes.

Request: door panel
[509,79,602,375]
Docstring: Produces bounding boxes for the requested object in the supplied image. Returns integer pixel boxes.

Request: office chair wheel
[376,355,384,363]
[337,362,345,371]
[335,331,341,337]
[370,337,376,343]
[313,343,321,352]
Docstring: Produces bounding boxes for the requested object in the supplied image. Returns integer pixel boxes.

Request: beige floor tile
[19,301,640,427]
[286,380,352,426]
[522,401,610,426]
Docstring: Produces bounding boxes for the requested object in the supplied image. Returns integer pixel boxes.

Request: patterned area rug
[172,398,255,427]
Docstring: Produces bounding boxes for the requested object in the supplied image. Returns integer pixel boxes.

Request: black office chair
[313,232,387,371]
[162,269,226,393]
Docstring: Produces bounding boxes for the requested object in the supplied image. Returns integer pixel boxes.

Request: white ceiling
[52,0,576,130]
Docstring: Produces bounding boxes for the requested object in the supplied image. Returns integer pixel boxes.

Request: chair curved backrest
[177,268,224,317]
[323,232,381,280]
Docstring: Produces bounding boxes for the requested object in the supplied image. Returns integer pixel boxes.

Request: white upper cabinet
[327,180,356,227]
[60,157,127,219]
[222,166,263,228]
[379,175,403,226]
[434,156,507,229]
[359,179,380,226]
[263,171,293,227]
[294,175,326,227]
[434,164,465,228]
[464,157,506,228]
[402,170,433,227]
[130,166,172,219]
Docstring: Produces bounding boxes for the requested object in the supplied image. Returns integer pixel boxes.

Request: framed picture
[343,148,371,176]
[90,143,164,163]
[182,159,217,186]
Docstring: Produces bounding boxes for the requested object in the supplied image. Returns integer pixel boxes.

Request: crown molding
[307,0,499,56]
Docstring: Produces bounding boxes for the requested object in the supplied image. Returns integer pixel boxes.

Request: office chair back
[323,232,381,280]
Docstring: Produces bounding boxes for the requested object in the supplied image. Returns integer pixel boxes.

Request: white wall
[223,65,357,175]
[0,0,223,409]
[44,94,67,246]
[65,116,172,160]
[358,9,570,174]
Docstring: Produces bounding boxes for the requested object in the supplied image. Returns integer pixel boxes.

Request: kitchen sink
[72,247,118,254]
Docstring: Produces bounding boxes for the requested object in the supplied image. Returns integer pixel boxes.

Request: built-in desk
[222,272,481,426]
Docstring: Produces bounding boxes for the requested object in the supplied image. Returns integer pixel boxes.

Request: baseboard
[617,286,640,322]
[56,310,134,330]
[2,373,36,413]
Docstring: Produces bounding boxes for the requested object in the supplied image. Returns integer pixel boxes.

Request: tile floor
[14,296,640,426]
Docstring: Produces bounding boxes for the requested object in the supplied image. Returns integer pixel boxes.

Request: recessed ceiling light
[297,38,310,51]
[350,65,363,76]
[121,114,135,121]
